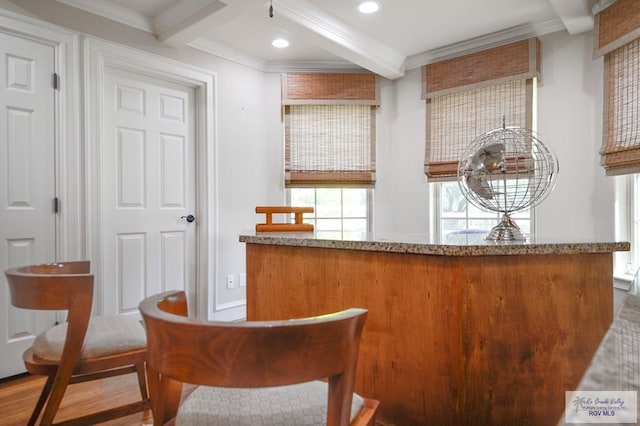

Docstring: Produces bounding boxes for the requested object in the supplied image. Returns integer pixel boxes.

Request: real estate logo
[565,391,637,423]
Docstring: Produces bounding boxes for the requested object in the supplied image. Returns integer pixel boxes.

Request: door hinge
[53,197,60,214]
[53,73,59,90]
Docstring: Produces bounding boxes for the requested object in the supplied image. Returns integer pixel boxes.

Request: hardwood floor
[0,372,157,425]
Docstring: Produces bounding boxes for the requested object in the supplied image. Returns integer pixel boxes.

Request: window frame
[287,187,373,238]
[614,175,638,283]
[430,180,535,242]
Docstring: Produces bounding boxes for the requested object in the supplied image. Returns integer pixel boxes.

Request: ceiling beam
[54,0,154,32]
[548,0,595,34]
[155,0,260,46]
[271,0,406,79]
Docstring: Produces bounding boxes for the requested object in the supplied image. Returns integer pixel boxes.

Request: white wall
[536,31,613,240]
[374,69,430,233]
[1,0,618,316]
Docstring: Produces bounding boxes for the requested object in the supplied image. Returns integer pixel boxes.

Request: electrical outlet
[226,274,236,289]
[239,273,246,287]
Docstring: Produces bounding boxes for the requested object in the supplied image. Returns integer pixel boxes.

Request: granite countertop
[239,231,630,257]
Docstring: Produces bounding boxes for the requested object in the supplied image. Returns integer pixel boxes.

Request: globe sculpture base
[485,213,526,241]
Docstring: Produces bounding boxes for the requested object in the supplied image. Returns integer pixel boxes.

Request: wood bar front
[243,236,626,425]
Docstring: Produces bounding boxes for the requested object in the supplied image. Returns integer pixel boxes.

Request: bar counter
[240,231,628,256]
[240,232,629,425]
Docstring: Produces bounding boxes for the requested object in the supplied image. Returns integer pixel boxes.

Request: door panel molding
[84,37,216,319]
[0,10,80,378]
[0,9,82,263]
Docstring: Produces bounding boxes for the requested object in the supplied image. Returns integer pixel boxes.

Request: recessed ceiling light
[358,1,380,14]
[272,38,290,48]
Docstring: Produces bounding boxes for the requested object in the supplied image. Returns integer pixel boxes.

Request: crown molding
[404,18,566,70]
[188,37,268,71]
[189,37,363,73]
[264,60,365,74]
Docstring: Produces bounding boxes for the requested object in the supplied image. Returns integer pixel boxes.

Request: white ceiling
[53,0,598,79]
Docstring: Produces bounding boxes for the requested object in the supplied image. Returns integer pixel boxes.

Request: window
[421,39,539,239]
[427,79,535,239]
[289,188,370,239]
[615,174,640,278]
[282,72,378,187]
[422,39,539,180]
[282,73,377,239]
[596,0,640,282]
[594,0,640,175]
[630,174,640,275]
[433,181,531,241]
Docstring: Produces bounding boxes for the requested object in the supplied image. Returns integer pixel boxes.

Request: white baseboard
[210,300,246,322]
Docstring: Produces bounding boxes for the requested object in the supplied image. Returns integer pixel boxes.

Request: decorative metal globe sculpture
[457,124,559,241]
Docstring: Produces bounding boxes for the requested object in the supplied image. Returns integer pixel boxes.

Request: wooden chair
[4,261,149,425]
[139,290,379,426]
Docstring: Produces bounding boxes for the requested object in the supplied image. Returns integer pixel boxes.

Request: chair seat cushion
[176,380,365,426]
[32,315,147,361]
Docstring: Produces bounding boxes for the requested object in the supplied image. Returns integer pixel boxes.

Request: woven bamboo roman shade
[595,0,640,175]
[282,72,379,105]
[594,0,640,57]
[422,38,540,180]
[283,73,378,186]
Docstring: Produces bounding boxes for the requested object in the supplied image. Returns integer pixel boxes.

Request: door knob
[181,214,196,223]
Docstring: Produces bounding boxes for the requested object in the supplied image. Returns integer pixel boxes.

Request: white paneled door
[101,67,197,316]
[0,32,57,378]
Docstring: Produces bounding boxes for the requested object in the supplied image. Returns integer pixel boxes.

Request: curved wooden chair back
[4,261,149,426]
[8,261,92,309]
[140,290,375,426]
